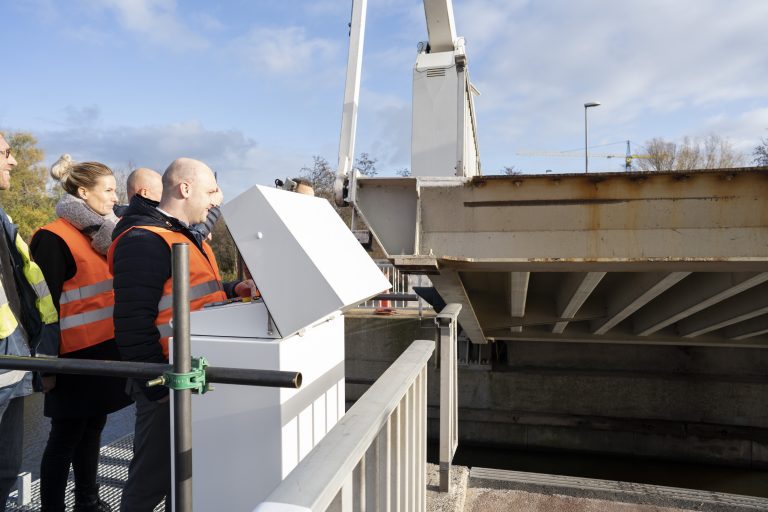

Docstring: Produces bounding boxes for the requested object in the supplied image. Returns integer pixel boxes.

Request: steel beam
[489,330,768,349]
[414,170,768,261]
[679,284,768,337]
[430,270,487,344]
[633,272,768,336]
[553,272,606,333]
[508,272,530,332]
[591,272,690,335]
[726,315,768,340]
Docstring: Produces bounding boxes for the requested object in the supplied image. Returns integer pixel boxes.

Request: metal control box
[172,186,390,511]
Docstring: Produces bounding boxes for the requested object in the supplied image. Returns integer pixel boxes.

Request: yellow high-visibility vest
[0,214,58,339]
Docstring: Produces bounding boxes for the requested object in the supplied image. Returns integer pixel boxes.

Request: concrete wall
[345,314,768,468]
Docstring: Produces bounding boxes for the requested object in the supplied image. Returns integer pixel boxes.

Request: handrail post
[436,303,461,493]
[172,243,193,512]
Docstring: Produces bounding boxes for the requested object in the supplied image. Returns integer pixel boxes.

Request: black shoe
[73,496,112,512]
[73,486,113,512]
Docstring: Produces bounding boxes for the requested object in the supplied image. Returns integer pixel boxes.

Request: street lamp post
[584,101,601,173]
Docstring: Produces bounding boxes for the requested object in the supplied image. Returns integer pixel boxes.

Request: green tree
[1,131,55,241]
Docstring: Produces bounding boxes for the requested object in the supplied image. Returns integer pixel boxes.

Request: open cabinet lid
[221,185,391,338]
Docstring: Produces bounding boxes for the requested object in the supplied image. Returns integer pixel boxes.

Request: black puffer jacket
[111,195,238,400]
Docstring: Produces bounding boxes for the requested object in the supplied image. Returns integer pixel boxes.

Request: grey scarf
[55,194,118,255]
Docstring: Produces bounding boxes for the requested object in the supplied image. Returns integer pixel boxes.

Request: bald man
[117,166,223,241]
[126,167,162,202]
[108,158,256,512]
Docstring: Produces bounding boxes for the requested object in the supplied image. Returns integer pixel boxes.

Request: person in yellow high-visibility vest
[0,134,59,512]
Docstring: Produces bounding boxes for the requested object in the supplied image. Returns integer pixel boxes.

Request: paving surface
[464,488,690,512]
[8,433,767,512]
[6,434,163,512]
[468,467,768,512]
[426,464,470,512]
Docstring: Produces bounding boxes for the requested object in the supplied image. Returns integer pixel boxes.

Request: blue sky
[2,0,766,196]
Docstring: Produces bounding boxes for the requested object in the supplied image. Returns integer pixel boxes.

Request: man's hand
[42,375,56,393]
[234,279,260,299]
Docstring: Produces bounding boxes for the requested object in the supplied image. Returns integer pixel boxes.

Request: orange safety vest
[108,225,227,358]
[38,218,115,354]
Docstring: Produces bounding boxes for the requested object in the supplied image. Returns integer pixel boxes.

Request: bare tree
[113,168,129,204]
[354,153,378,176]
[299,155,335,197]
[637,135,744,171]
[395,168,411,177]
[500,165,521,175]
[753,137,768,166]
[703,134,744,168]
[637,138,677,172]
[675,136,700,170]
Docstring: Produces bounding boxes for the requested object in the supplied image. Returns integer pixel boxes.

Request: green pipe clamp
[146,357,211,394]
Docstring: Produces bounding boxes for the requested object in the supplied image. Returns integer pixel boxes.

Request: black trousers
[40,415,107,512]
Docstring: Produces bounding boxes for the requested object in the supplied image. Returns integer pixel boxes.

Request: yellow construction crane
[518,141,650,171]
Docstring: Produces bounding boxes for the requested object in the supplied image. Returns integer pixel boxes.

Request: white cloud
[191,12,226,32]
[700,107,768,154]
[442,0,768,171]
[63,105,102,127]
[233,26,338,75]
[354,89,412,172]
[15,0,59,24]
[36,120,310,195]
[87,0,208,51]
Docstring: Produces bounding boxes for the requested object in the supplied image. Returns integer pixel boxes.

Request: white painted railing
[436,304,460,492]
[254,339,435,512]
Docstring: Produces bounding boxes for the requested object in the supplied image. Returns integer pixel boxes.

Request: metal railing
[436,304,460,492]
[255,338,435,512]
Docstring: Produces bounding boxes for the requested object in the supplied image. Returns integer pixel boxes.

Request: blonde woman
[31,155,131,512]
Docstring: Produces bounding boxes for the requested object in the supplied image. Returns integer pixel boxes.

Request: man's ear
[179,182,191,198]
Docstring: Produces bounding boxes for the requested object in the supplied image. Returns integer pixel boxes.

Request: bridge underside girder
[354,169,768,346]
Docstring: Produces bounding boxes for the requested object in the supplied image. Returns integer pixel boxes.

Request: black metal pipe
[0,356,302,389]
[373,293,419,302]
[172,243,193,512]
[206,367,302,388]
[0,357,170,379]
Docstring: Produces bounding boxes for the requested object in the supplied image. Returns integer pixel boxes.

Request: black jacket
[111,195,238,400]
